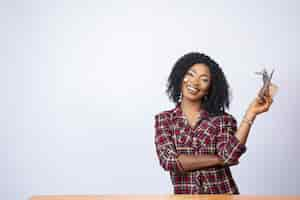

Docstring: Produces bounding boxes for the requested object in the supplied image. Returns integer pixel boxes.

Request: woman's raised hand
[247,83,277,116]
[247,95,273,115]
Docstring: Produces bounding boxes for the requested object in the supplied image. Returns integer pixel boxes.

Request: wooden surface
[30,195,300,200]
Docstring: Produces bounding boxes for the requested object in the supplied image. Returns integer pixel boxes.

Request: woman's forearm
[177,154,238,172]
[177,154,222,172]
[235,110,257,145]
[235,94,273,145]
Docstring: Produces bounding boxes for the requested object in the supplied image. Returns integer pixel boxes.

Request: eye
[202,79,209,82]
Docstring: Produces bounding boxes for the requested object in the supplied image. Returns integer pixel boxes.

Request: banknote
[255,68,278,103]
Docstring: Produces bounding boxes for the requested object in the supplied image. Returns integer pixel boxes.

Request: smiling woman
[166,53,232,116]
[154,52,274,194]
[183,64,211,103]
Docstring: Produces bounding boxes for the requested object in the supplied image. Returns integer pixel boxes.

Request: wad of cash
[255,68,278,103]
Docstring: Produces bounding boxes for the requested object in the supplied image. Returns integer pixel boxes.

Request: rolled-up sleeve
[213,114,247,165]
[154,114,181,172]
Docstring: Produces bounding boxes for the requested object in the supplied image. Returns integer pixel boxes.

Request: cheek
[203,81,211,90]
[200,84,210,95]
[203,84,210,91]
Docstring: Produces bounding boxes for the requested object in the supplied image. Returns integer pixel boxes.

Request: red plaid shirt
[154,103,247,194]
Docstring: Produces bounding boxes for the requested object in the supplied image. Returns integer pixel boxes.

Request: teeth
[187,86,197,91]
[187,86,199,93]
[187,85,198,91]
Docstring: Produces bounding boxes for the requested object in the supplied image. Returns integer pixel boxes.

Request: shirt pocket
[172,129,194,155]
[192,124,217,154]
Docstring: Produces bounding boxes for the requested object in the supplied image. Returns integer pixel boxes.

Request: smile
[187,84,199,94]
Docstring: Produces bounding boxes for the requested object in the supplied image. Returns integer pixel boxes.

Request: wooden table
[30,195,300,200]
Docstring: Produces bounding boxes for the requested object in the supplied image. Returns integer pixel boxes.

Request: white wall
[1,1,300,199]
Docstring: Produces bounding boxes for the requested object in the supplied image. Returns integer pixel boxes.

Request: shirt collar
[172,103,210,121]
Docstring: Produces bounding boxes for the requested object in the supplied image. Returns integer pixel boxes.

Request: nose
[189,77,200,87]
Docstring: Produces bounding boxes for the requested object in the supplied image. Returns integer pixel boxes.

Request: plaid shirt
[154,103,247,194]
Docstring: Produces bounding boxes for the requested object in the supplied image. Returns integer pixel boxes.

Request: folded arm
[155,114,238,174]
[213,114,247,165]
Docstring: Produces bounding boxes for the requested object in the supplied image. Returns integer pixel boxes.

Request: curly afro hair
[166,52,231,116]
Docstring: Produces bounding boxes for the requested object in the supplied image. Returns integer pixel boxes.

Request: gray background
[1,0,300,199]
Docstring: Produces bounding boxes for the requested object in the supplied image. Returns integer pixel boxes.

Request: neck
[180,98,203,114]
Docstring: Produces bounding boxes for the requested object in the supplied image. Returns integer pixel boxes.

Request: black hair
[166,52,231,116]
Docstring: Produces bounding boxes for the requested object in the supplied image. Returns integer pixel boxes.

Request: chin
[186,97,202,102]
[183,93,203,102]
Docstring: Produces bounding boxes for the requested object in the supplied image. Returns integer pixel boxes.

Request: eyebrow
[189,69,209,78]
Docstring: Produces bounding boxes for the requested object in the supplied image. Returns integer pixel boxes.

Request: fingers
[256,96,265,104]
[264,95,273,104]
[253,94,274,115]
[262,96,273,111]
[228,160,240,167]
[269,97,273,104]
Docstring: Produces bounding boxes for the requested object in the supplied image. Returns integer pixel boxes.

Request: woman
[154,52,273,194]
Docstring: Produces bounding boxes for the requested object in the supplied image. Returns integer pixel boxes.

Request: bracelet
[242,117,253,126]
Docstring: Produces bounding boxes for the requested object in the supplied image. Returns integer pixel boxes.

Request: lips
[186,84,199,94]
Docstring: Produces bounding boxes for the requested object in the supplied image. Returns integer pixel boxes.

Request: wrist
[245,110,257,121]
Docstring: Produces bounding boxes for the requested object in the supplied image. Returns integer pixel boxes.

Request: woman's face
[181,63,211,102]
